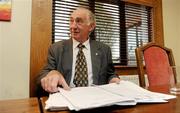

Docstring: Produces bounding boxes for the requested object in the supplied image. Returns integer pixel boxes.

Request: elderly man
[37,7,120,93]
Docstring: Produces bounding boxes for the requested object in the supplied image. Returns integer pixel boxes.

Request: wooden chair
[135,42,177,87]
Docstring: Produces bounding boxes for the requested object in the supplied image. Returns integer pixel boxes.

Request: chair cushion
[144,47,174,86]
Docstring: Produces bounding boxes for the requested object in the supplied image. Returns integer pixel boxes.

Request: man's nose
[70,21,78,28]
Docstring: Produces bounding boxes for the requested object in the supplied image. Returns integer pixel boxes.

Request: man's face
[70,9,93,43]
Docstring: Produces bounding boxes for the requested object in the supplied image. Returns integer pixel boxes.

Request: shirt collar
[72,38,90,50]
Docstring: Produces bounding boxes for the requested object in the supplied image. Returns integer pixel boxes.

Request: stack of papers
[45,80,176,111]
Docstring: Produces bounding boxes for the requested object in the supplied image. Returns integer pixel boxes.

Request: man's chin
[72,37,83,42]
[71,35,79,40]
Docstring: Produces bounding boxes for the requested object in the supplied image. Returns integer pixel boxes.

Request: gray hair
[73,7,96,25]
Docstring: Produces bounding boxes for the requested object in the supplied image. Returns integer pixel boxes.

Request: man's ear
[89,22,96,32]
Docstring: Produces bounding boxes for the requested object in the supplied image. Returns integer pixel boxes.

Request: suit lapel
[90,40,101,85]
[62,39,73,84]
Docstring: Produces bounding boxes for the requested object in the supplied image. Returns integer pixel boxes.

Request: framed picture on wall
[0,0,12,21]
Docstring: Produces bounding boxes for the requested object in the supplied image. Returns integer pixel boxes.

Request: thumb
[58,77,70,90]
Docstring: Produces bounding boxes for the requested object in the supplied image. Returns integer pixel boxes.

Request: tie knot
[77,43,85,49]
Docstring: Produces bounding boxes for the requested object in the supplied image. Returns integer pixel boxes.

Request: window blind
[52,0,152,66]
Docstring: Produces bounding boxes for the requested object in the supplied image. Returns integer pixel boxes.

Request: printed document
[45,80,176,111]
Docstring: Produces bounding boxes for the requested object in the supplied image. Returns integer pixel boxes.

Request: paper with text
[45,80,176,111]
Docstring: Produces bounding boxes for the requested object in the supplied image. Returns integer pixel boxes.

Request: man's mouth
[72,32,79,35]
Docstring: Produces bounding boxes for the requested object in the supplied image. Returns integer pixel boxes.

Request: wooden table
[41,84,180,113]
[0,97,40,113]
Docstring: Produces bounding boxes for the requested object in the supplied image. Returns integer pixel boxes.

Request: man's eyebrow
[70,16,83,20]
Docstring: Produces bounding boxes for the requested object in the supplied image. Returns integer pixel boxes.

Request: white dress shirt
[70,38,93,87]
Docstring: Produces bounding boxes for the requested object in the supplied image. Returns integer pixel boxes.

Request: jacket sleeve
[106,45,120,82]
[35,41,64,96]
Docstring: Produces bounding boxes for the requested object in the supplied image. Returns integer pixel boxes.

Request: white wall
[0,0,31,100]
[162,0,180,82]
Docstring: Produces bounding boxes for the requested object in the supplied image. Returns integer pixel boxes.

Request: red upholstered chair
[135,42,177,87]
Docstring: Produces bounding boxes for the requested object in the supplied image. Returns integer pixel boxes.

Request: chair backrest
[135,42,177,87]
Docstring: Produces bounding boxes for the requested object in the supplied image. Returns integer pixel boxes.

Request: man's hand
[109,77,120,84]
[41,70,70,93]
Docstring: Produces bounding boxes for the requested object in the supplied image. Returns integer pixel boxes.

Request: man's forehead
[70,9,88,18]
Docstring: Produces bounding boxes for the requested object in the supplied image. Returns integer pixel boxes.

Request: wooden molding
[30,0,52,97]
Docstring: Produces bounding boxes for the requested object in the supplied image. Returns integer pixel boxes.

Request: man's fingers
[41,76,59,93]
[109,78,121,84]
[59,77,70,90]
[50,77,59,92]
[41,70,70,92]
[41,78,47,91]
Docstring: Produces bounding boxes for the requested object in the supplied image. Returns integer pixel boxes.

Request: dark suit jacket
[37,39,117,87]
